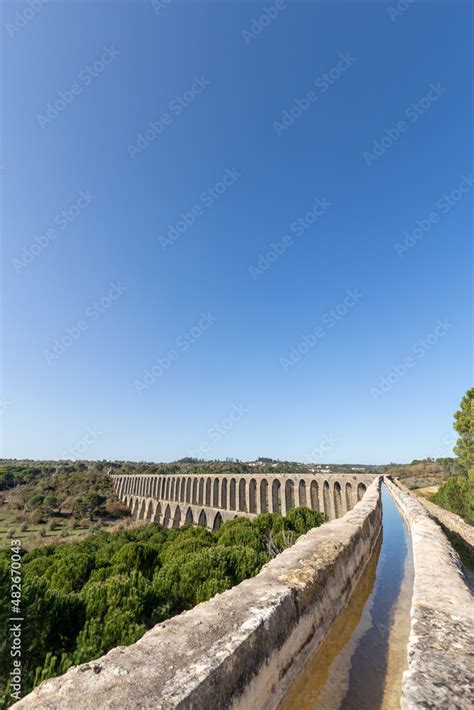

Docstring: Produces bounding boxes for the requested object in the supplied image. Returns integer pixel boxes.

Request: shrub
[20,521,28,532]
[430,473,474,525]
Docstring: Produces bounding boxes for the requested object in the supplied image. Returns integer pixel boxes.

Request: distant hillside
[0,455,457,548]
[0,462,130,549]
[375,457,462,489]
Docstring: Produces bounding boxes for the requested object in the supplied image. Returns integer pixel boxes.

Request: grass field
[0,510,93,548]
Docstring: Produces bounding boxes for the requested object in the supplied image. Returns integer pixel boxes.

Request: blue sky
[2,0,472,464]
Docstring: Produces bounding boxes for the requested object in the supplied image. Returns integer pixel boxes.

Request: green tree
[285,506,326,535]
[453,388,474,473]
[26,494,44,511]
[430,475,474,525]
[42,495,60,515]
[73,494,106,520]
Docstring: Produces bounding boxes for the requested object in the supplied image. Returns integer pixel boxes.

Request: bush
[26,494,45,511]
[28,509,46,525]
[430,473,474,525]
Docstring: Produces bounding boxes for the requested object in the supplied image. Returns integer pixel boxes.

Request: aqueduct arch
[110,471,376,530]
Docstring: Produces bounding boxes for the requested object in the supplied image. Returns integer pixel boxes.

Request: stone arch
[163,504,171,527]
[185,507,194,525]
[165,478,171,500]
[298,479,307,507]
[186,477,191,503]
[229,478,237,510]
[249,479,257,514]
[205,478,212,506]
[285,480,295,512]
[345,482,353,511]
[180,478,186,502]
[357,482,367,501]
[238,479,247,512]
[323,481,331,517]
[213,478,219,507]
[170,479,176,501]
[131,497,140,519]
[334,482,343,518]
[221,478,228,508]
[154,501,162,523]
[198,509,207,528]
[198,478,204,505]
[192,479,198,504]
[310,481,319,511]
[146,499,154,521]
[173,505,182,528]
[138,499,147,520]
[272,480,281,514]
[260,479,269,513]
[175,478,181,501]
[213,512,223,531]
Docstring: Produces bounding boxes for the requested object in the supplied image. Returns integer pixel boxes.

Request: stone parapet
[385,478,474,709]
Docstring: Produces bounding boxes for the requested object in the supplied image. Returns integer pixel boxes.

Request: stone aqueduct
[110,471,377,530]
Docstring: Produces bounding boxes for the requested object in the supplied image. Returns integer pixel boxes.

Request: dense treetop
[0,507,325,705]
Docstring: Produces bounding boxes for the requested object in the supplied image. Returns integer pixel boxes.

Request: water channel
[280,484,414,710]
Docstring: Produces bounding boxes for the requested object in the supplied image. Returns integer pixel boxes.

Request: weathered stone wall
[110,471,376,528]
[13,479,382,710]
[412,488,474,555]
[385,478,474,709]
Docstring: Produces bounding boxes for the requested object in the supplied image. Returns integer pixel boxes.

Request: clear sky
[1,0,472,464]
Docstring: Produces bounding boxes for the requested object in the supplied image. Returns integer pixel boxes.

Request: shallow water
[279,484,413,710]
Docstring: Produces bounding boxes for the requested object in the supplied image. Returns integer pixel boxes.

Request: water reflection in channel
[279,484,413,710]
